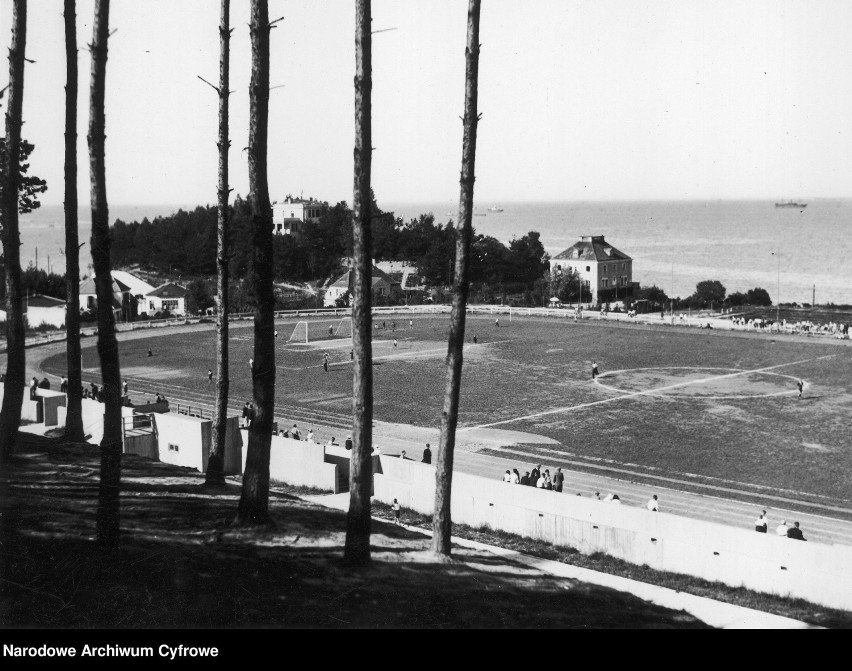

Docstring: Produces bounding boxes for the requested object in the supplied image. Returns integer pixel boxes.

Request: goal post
[287,317,353,344]
[335,316,353,339]
[288,321,308,344]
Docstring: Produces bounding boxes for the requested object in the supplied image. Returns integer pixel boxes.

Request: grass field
[41,313,852,505]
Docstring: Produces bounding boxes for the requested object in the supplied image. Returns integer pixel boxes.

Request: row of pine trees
[0,0,482,564]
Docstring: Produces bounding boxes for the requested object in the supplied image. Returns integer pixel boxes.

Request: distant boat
[775,201,807,208]
[488,206,504,212]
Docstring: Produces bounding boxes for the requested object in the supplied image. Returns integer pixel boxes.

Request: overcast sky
[3,0,852,207]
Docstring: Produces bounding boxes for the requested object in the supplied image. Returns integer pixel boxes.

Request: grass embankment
[1,433,711,629]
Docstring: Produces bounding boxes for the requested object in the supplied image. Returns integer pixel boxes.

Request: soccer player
[207,369,213,383]
[797,379,804,399]
[409,319,413,329]
[323,353,329,373]
[393,338,398,349]
[592,361,599,379]
[495,318,499,327]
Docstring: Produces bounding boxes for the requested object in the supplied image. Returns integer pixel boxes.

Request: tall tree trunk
[234,0,274,525]
[88,0,122,550]
[206,0,231,488]
[0,0,28,463]
[343,0,373,566]
[432,0,481,556]
[63,0,84,443]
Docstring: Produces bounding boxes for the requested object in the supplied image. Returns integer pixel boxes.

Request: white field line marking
[469,354,834,430]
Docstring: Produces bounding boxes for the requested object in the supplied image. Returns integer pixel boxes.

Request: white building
[144,283,189,316]
[272,196,327,235]
[549,235,633,305]
[0,294,67,329]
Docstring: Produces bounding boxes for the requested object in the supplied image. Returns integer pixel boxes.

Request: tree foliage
[0,139,48,215]
[690,279,726,308]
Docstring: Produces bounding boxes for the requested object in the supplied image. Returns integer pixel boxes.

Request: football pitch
[41,313,852,505]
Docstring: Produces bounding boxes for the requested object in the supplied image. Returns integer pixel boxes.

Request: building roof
[78,276,133,297]
[26,294,66,309]
[111,270,156,297]
[147,283,189,298]
[552,235,631,262]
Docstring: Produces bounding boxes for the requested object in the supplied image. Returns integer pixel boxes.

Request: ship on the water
[775,201,807,208]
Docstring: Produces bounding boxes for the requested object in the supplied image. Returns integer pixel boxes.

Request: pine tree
[343,0,374,566]
[432,0,482,556]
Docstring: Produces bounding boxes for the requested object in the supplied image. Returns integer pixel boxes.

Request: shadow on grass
[0,433,714,629]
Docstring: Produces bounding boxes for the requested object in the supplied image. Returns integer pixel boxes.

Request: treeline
[109,196,550,291]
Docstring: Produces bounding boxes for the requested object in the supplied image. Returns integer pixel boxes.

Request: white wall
[374,456,852,612]
[241,431,339,492]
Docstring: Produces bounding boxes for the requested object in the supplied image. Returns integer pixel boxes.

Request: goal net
[287,318,353,344]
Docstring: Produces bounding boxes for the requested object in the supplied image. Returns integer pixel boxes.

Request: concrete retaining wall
[243,431,338,492]
[374,457,852,611]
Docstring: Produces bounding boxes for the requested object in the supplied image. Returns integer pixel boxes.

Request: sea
[15,199,852,306]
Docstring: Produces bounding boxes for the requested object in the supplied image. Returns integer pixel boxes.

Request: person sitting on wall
[786,521,807,541]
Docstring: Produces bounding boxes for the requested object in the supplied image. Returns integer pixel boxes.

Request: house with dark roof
[144,283,189,316]
[549,235,633,305]
[324,265,402,307]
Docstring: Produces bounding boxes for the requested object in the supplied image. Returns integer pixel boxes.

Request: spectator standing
[392,499,401,525]
[421,443,432,464]
[754,510,768,533]
[30,377,39,400]
[122,379,128,396]
[553,467,564,492]
[511,468,521,484]
[530,464,541,485]
[241,401,250,427]
[60,377,68,394]
[345,435,353,450]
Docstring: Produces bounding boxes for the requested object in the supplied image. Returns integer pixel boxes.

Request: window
[622,263,626,271]
[601,278,609,288]
[168,443,179,452]
[87,296,96,309]
[163,299,179,311]
[585,266,590,272]
[603,265,607,273]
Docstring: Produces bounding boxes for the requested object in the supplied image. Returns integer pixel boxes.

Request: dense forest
[109,196,551,294]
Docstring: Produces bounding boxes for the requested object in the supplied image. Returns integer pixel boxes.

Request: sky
[3,0,852,207]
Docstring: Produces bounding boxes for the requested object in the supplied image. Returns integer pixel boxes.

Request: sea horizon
[17,198,852,306]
